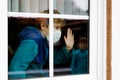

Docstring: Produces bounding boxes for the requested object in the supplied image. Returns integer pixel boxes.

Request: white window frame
[0,0,106,80]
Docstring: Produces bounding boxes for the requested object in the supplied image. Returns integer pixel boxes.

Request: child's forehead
[78,38,87,43]
[54,23,61,26]
[54,23,64,29]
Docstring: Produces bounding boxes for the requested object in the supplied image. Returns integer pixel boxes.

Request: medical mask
[53,28,61,43]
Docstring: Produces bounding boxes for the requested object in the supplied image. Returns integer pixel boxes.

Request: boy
[71,37,89,74]
[42,9,74,64]
[8,18,49,78]
[8,9,74,79]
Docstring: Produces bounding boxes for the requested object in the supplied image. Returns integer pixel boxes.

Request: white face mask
[53,28,62,43]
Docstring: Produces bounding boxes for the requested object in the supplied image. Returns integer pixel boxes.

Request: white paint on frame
[0,0,107,79]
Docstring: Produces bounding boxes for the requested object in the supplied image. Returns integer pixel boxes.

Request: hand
[64,28,74,51]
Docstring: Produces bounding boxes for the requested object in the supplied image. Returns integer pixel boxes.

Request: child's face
[54,23,62,30]
[78,42,87,50]
[40,19,49,40]
[53,23,62,43]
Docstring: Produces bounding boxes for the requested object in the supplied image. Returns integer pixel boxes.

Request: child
[71,37,89,74]
[53,19,74,64]
[8,9,74,79]
[8,18,49,78]
[42,9,74,64]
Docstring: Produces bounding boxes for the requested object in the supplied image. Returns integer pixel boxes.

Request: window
[6,0,106,80]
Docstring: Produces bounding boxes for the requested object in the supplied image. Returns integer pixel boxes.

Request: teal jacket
[8,26,71,79]
[9,26,49,79]
[54,46,71,64]
[71,49,89,74]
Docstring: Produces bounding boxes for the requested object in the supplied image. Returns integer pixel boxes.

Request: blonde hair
[35,18,49,27]
[42,9,66,27]
[42,9,60,14]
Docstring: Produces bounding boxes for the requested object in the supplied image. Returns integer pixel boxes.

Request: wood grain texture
[107,0,112,80]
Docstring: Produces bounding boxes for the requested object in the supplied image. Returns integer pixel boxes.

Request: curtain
[8,0,88,15]
[8,0,49,13]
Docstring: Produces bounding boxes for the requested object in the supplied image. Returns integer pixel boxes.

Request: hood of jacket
[18,26,49,64]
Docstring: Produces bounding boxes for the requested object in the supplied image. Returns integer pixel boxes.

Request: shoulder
[19,40,38,48]
[19,26,44,44]
[71,49,80,56]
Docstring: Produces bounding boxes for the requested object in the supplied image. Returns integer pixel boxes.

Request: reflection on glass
[8,17,49,79]
[54,0,88,15]
[8,0,49,13]
[53,18,89,76]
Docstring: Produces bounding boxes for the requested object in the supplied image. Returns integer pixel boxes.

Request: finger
[70,29,73,36]
[69,29,73,39]
[69,34,74,42]
[67,28,72,37]
[69,34,74,41]
[67,28,70,37]
[69,28,72,34]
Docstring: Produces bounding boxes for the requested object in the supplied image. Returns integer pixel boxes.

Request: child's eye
[56,27,59,29]
[55,26,60,30]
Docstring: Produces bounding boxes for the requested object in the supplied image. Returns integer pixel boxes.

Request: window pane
[8,17,49,79]
[54,0,89,15]
[53,18,89,76]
